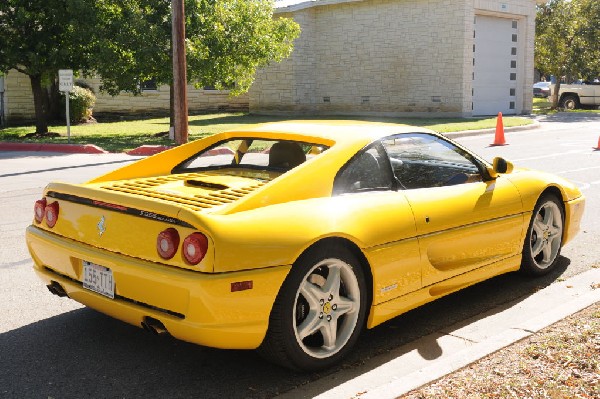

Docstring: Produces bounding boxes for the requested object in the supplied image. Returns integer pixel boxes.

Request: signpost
[59,69,74,143]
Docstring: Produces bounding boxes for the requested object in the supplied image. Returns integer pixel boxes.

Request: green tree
[91,0,173,96]
[535,0,600,108]
[91,0,299,94]
[0,0,97,133]
[185,0,300,95]
[1,0,299,135]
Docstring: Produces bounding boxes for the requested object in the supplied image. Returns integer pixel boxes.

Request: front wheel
[258,245,368,371]
[521,194,564,276]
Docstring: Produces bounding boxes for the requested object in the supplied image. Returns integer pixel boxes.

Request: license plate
[83,261,115,299]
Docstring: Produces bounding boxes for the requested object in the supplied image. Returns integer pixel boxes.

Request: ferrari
[26,121,585,371]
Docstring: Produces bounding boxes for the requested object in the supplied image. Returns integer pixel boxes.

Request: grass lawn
[532,97,553,114]
[0,112,534,153]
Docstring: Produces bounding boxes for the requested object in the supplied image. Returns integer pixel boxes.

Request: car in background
[533,81,551,98]
[554,81,600,109]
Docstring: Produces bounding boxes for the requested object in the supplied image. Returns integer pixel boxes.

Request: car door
[381,133,525,287]
[333,143,422,304]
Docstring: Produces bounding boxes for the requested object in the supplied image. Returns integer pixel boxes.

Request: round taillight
[45,201,60,228]
[157,228,180,259]
[182,233,208,265]
[34,198,47,223]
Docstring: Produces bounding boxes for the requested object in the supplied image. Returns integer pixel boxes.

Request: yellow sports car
[26,121,585,371]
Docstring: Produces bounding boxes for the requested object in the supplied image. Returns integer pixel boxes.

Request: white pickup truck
[554,83,600,109]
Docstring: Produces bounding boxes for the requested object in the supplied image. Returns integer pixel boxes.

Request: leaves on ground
[401,303,599,399]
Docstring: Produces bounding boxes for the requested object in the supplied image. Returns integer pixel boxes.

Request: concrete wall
[2,70,248,125]
[251,0,538,117]
[3,70,36,124]
[85,77,248,116]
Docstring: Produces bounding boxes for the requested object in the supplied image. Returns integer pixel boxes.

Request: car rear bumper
[26,225,290,349]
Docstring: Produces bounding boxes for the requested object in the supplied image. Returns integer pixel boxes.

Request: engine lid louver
[100,172,268,212]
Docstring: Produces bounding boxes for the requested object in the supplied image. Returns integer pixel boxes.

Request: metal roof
[275,0,362,13]
[276,0,543,12]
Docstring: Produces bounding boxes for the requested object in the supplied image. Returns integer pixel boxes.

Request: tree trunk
[551,81,561,109]
[48,78,62,122]
[30,74,49,134]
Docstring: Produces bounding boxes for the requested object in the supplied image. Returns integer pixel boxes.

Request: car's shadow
[0,258,569,399]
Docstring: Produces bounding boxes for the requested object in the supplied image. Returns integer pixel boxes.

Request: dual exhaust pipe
[46,281,169,336]
[47,281,68,297]
[141,316,169,336]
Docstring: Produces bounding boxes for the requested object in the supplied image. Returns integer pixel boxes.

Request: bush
[61,85,96,123]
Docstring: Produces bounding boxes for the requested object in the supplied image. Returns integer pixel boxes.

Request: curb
[0,142,108,154]
[126,145,173,156]
[278,268,600,399]
[443,119,541,139]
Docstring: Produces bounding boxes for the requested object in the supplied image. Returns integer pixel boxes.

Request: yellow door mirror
[488,157,514,178]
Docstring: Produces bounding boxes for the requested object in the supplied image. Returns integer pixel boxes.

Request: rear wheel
[521,194,564,276]
[258,244,367,371]
[560,94,580,110]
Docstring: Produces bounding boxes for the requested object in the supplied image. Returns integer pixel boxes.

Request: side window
[333,143,394,195]
[381,133,483,189]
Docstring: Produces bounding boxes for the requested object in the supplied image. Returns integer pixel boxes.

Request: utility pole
[172,0,188,144]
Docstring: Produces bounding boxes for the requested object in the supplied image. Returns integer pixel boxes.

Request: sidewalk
[277,269,600,398]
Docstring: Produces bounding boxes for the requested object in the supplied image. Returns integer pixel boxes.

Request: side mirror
[487,157,514,178]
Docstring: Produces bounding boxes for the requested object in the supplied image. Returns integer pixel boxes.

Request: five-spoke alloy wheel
[259,244,367,371]
[521,194,564,275]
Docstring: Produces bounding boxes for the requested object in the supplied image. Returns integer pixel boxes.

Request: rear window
[173,138,329,173]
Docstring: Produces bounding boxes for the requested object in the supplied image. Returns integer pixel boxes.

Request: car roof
[226,120,437,145]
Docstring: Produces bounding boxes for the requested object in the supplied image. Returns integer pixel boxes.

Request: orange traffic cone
[490,112,507,146]
[594,136,600,151]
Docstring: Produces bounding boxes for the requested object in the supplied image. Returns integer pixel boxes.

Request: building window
[512,20,518,29]
[203,82,235,91]
[509,101,515,110]
[510,73,517,81]
[511,47,517,56]
[510,88,516,96]
[512,34,518,42]
[511,60,517,68]
[141,79,158,91]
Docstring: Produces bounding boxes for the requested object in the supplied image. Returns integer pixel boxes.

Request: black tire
[258,244,368,371]
[560,94,580,110]
[521,194,564,276]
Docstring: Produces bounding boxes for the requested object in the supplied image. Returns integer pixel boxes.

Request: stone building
[250,0,545,117]
[0,70,248,125]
